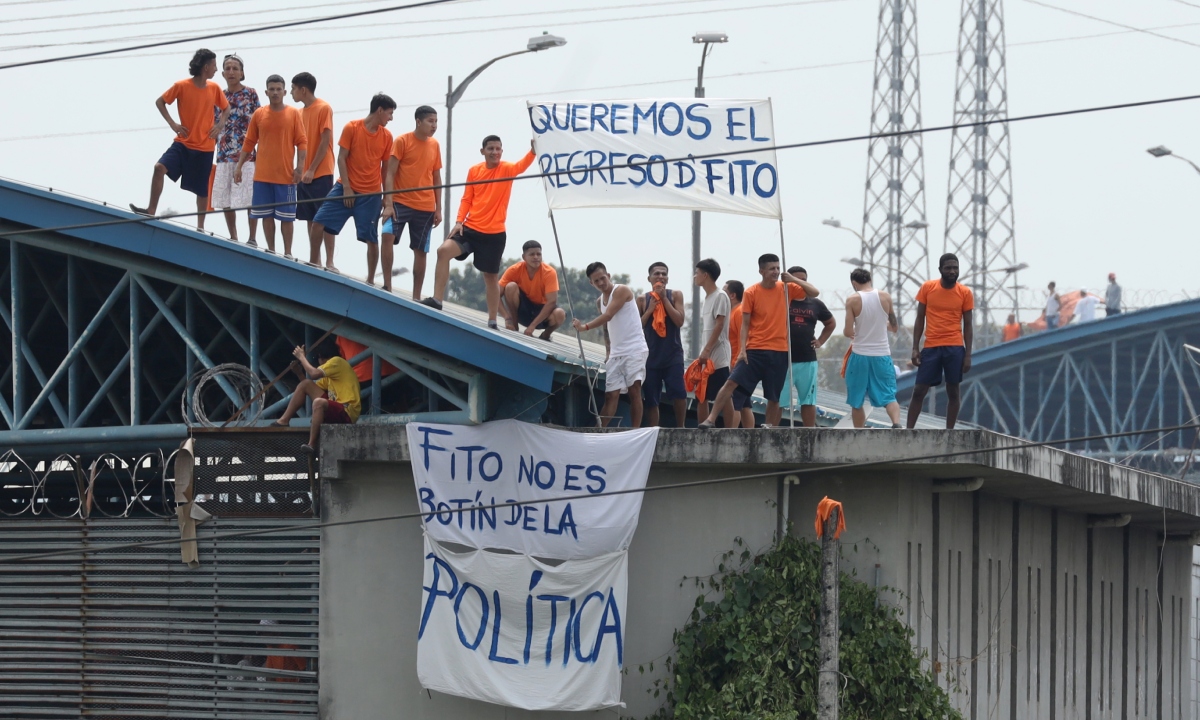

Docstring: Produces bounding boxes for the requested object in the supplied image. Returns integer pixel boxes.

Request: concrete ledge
[319,424,1200,533]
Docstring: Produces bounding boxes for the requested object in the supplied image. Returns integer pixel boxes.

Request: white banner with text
[528,98,781,218]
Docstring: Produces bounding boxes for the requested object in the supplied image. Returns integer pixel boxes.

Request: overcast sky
[2,0,1197,320]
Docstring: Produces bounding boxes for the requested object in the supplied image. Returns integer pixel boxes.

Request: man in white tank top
[843,267,902,428]
[573,261,649,428]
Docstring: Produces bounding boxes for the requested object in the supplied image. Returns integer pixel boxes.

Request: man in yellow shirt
[273,339,361,455]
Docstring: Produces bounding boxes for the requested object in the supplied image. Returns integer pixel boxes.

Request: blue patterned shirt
[214,86,260,163]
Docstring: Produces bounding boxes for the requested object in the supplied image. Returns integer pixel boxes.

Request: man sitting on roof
[273,338,361,455]
[499,240,566,340]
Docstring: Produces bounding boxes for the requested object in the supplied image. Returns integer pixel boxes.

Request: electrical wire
[3,90,1198,240]
[6,18,1200,142]
[1022,0,1200,50]
[0,421,1195,565]
[0,0,470,70]
[2,0,261,24]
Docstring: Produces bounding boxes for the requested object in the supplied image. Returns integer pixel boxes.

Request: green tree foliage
[444,257,634,345]
[643,535,959,720]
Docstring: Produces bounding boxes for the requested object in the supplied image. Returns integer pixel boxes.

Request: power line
[1,421,1195,565]
[0,0,471,70]
[0,0,719,52]
[3,90,1197,237]
[0,0,294,27]
[1022,0,1200,50]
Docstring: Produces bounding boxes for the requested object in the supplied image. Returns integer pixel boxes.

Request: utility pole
[817,503,841,720]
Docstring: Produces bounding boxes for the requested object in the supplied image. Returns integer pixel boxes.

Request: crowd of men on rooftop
[132,49,1125,447]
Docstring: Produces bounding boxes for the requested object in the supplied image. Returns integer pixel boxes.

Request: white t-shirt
[701,290,732,369]
[1074,295,1100,322]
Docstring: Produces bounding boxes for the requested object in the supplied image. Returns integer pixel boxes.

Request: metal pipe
[444,74,453,240]
[371,353,382,416]
[249,304,260,381]
[10,240,23,424]
[129,276,141,425]
[67,256,78,425]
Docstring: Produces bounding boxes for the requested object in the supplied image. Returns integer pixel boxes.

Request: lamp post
[443,32,566,239]
[688,31,728,357]
[1147,145,1200,176]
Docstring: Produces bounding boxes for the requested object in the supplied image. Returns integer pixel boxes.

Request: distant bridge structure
[897,301,1200,476]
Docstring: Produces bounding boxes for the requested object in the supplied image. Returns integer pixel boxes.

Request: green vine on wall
[639,535,961,720]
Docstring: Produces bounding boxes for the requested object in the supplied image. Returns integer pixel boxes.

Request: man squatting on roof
[698,254,820,429]
[573,262,650,428]
[500,240,566,340]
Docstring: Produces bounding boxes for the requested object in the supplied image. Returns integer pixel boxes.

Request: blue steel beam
[129,276,140,425]
[0,270,71,428]
[10,240,23,424]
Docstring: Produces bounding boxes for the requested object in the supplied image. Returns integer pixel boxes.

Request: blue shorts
[383,204,436,252]
[296,174,333,222]
[157,142,213,197]
[643,361,686,407]
[915,345,965,387]
[312,182,382,243]
[250,181,297,220]
[783,361,819,407]
[730,349,789,404]
[845,353,897,409]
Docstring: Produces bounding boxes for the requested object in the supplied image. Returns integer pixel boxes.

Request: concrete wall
[320,454,1194,720]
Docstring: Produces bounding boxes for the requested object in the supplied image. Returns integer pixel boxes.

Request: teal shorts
[845,353,897,409]
[783,361,819,407]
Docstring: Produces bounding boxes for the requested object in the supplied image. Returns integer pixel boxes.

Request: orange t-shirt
[728,302,743,365]
[456,150,535,235]
[916,280,974,347]
[337,119,393,194]
[335,336,398,383]
[301,98,335,179]
[1002,322,1021,342]
[390,132,442,212]
[242,105,307,185]
[500,260,559,305]
[741,282,806,352]
[162,79,229,152]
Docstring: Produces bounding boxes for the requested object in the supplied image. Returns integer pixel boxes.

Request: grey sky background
[2,0,1197,320]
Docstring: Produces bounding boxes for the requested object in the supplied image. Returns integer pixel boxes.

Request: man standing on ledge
[637,262,687,428]
[572,262,648,428]
[381,105,442,295]
[1105,273,1122,317]
[699,253,819,429]
[843,268,901,428]
[423,136,536,329]
[907,253,974,429]
[785,266,836,428]
[131,48,230,230]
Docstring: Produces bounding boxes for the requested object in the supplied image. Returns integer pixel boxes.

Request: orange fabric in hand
[684,358,715,402]
[649,290,668,338]
[839,346,852,378]
[814,496,846,540]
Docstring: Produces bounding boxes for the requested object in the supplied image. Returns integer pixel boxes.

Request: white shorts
[211,161,254,209]
[604,351,648,393]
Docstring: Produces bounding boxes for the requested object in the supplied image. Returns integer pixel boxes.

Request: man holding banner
[423,135,536,329]
[698,254,819,429]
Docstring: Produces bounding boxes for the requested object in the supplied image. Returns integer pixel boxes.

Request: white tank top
[600,284,648,357]
[852,290,891,357]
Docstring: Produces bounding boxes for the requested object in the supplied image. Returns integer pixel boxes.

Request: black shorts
[643,361,686,407]
[516,290,549,329]
[157,142,213,197]
[453,226,506,274]
[730,349,789,403]
[383,204,436,251]
[915,345,965,387]
[296,174,334,222]
[705,366,730,402]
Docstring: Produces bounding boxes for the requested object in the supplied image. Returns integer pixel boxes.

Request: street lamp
[688,30,728,357]
[1147,145,1200,176]
[443,32,567,238]
[822,217,865,242]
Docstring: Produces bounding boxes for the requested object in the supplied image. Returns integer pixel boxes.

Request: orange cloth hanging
[814,496,846,540]
[684,358,715,402]
[649,290,668,337]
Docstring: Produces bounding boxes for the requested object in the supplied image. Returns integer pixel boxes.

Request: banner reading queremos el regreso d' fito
[527,98,781,219]
[407,420,660,711]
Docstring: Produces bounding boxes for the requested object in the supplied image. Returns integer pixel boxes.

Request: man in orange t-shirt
[699,254,820,429]
[382,106,442,296]
[1001,314,1021,342]
[234,75,307,257]
[907,252,975,429]
[131,48,231,230]
[499,240,566,340]
[723,279,754,429]
[310,93,395,271]
[423,135,536,329]
[289,72,335,244]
